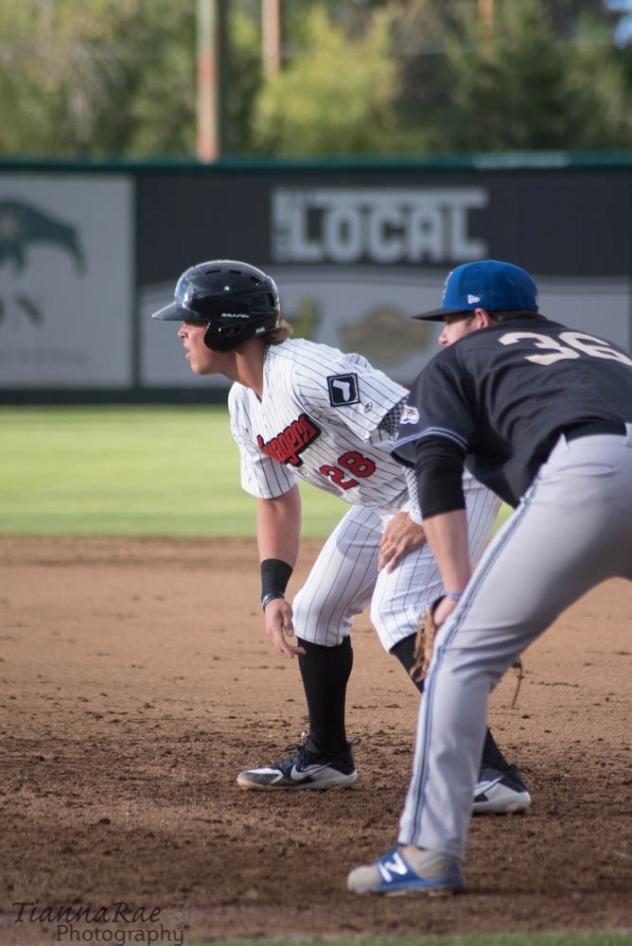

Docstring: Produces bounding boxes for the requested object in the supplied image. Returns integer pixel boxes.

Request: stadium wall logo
[0,199,85,328]
[0,200,85,274]
[271,188,488,264]
[0,176,132,387]
[0,293,44,327]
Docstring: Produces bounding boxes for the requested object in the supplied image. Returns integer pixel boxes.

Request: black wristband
[261,592,285,611]
[260,558,293,609]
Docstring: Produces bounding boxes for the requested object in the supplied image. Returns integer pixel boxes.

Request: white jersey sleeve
[228,383,297,499]
[291,347,408,444]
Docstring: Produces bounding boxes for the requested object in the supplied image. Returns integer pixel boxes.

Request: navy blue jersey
[393,317,632,506]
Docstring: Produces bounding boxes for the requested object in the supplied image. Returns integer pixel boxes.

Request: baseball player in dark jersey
[152,259,531,814]
[348,259,632,895]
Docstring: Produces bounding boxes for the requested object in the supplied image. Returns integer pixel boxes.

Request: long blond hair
[264,319,294,346]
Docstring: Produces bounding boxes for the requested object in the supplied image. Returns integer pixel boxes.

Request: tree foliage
[431,0,632,152]
[0,0,196,158]
[251,7,398,155]
[0,0,632,160]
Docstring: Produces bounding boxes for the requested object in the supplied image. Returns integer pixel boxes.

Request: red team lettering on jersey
[257,412,377,491]
[256,413,321,467]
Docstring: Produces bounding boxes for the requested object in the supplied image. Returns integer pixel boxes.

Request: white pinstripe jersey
[228,339,410,511]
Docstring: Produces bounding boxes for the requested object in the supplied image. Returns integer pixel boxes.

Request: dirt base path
[1,538,631,944]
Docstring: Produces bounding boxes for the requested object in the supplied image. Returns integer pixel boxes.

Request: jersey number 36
[499,330,632,367]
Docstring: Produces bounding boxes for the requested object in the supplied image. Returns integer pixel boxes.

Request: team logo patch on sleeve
[400,405,420,425]
[327,373,359,407]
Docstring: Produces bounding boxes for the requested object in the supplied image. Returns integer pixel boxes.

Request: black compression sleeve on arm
[414,436,466,518]
[261,559,293,609]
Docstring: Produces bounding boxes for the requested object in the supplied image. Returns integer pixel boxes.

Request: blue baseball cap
[413,259,539,321]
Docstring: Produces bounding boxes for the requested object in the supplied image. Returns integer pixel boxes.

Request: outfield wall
[1,155,631,402]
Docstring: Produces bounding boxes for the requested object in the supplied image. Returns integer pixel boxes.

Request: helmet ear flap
[203,320,257,352]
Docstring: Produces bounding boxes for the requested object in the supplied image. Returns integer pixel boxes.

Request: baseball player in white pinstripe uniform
[152,259,530,813]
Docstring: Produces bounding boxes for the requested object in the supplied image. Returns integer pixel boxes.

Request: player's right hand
[263,598,306,658]
[379,512,426,572]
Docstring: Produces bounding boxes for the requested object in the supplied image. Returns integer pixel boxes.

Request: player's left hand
[263,597,306,659]
[379,512,426,572]
[432,595,459,627]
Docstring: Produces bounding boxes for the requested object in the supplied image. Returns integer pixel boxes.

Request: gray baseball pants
[399,428,632,859]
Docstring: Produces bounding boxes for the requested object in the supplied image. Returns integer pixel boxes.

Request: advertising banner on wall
[139,168,632,389]
[3,162,629,397]
[0,174,133,388]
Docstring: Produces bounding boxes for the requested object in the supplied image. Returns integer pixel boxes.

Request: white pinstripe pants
[292,476,500,652]
[399,429,632,860]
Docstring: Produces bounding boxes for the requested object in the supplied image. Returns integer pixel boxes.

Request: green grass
[0,406,515,540]
[0,406,344,538]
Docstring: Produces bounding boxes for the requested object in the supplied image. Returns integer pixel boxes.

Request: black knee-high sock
[389,633,512,773]
[297,636,353,755]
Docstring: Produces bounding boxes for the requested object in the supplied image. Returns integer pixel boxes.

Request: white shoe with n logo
[348,845,464,896]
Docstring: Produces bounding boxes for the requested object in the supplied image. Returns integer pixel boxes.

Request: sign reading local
[272,188,489,264]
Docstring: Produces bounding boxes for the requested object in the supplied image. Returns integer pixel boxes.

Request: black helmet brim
[151,301,205,323]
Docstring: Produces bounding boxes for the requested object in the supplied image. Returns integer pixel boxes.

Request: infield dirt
[1,538,631,944]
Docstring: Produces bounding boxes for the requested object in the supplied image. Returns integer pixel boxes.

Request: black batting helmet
[151,260,281,352]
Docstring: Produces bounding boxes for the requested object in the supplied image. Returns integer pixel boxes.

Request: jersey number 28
[499,330,632,367]
[319,451,376,491]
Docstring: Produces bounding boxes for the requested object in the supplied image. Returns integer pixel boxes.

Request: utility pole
[196,0,228,162]
[478,0,494,36]
[262,0,282,78]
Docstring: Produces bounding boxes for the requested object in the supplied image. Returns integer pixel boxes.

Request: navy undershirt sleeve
[413,436,467,518]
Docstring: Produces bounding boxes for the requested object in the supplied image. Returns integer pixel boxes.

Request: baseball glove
[409,596,525,706]
[409,595,443,685]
